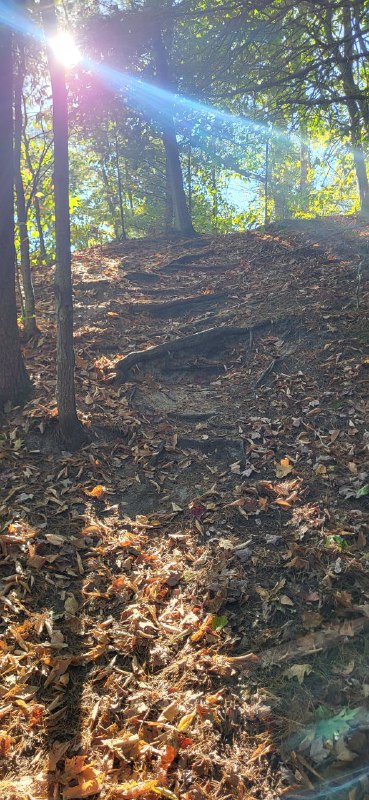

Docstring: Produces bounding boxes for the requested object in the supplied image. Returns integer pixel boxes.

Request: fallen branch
[254,357,278,388]
[116,319,273,381]
[225,615,369,671]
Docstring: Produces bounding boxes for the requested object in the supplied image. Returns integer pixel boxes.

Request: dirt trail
[1,216,369,800]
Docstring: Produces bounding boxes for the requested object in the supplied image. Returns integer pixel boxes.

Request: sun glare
[49,31,81,68]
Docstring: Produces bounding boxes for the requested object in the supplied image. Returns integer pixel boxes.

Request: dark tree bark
[324,7,369,214]
[0,24,31,408]
[165,161,174,233]
[211,163,218,232]
[41,1,86,447]
[187,143,192,216]
[152,28,195,236]
[264,137,270,225]
[14,36,38,339]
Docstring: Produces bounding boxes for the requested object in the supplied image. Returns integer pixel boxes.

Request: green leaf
[212,615,228,631]
[356,484,369,498]
[325,534,347,551]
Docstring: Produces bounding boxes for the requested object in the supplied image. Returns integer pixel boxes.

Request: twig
[356,259,363,309]
[254,357,278,388]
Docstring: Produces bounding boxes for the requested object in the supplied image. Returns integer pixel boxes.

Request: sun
[49,31,81,68]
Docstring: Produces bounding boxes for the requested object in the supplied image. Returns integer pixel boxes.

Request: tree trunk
[324,7,369,214]
[211,164,218,232]
[22,103,48,264]
[165,161,174,233]
[99,158,119,238]
[352,144,369,214]
[187,143,192,215]
[152,28,195,236]
[41,1,85,447]
[14,36,38,339]
[264,137,270,225]
[114,128,126,240]
[125,160,134,213]
[34,195,48,263]
[0,24,31,408]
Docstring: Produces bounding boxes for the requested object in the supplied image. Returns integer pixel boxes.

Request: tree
[0,22,31,408]
[41,0,86,447]
[14,35,38,339]
[152,24,195,235]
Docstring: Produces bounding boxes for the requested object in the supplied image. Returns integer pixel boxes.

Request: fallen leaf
[284,663,312,684]
[177,710,196,731]
[83,485,105,499]
[275,458,293,478]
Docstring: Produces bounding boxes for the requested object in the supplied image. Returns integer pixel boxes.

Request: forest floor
[1,214,369,800]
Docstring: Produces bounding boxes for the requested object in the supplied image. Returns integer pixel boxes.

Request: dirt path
[1,217,369,800]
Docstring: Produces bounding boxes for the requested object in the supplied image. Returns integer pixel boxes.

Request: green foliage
[17,0,369,254]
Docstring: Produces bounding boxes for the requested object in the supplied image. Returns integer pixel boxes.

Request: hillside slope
[1,215,369,800]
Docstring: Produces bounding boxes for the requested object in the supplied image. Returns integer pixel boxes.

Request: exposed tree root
[116,319,274,380]
[178,436,244,456]
[226,615,369,671]
[159,248,216,272]
[118,292,227,318]
[124,271,159,284]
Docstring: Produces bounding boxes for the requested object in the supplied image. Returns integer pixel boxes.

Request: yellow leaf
[284,663,312,684]
[153,788,179,800]
[84,485,105,499]
[177,710,196,731]
[275,458,293,478]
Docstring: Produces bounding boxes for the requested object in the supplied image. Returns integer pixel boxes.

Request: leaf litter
[2,217,369,799]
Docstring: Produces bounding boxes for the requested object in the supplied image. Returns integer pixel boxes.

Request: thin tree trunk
[99,157,119,238]
[0,24,30,407]
[41,1,85,447]
[125,160,134,213]
[352,144,369,213]
[211,164,218,232]
[264,137,270,225]
[14,37,38,339]
[187,143,192,215]
[33,195,48,262]
[22,100,48,264]
[165,162,174,233]
[152,28,195,236]
[114,128,126,240]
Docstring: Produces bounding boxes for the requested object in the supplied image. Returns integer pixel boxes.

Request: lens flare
[49,31,81,68]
